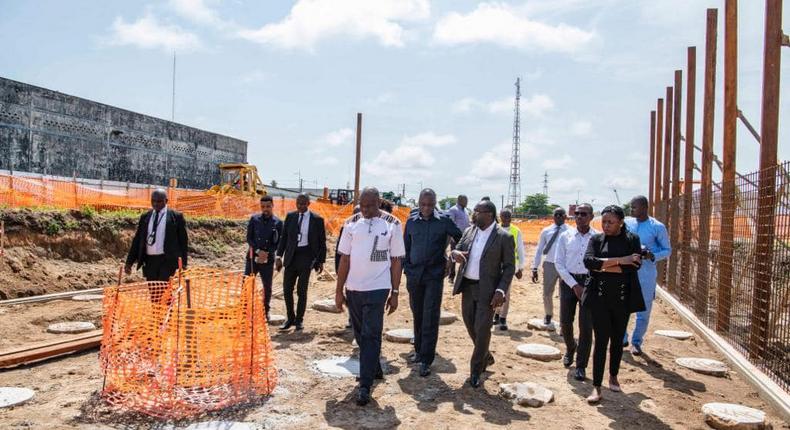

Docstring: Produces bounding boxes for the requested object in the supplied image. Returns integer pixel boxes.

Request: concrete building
[0,77,246,189]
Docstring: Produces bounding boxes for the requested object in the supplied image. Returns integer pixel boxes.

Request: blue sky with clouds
[1,0,788,208]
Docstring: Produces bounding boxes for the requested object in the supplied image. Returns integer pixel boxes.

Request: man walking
[125,189,189,289]
[403,189,462,377]
[246,195,283,321]
[531,207,568,326]
[554,203,597,380]
[335,187,405,406]
[493,208,524,331]
[623,196,671,354]
[276,193,327,331]
[446,194,471,231]
[451,200,515,388]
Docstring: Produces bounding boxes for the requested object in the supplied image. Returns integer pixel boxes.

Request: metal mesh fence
[663,161,790,392]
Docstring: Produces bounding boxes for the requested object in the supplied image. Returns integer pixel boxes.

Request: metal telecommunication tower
[542,171,549,196]
[507,78,522,208]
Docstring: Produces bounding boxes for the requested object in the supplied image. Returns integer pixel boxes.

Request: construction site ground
[0,210,787,429]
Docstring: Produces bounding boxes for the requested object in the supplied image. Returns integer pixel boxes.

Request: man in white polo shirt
[335,187,405,406]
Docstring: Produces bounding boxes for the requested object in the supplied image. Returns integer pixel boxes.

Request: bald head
[151,188,168,211]
[359,187,381,219]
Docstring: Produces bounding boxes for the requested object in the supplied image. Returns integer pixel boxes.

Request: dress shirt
[554,226,599,286]
[297,211,310,247]
[464,222,495,281]
[446,204,471,231]
[403,209,463,280]
[146,207,167,256]
[532,223,569,269]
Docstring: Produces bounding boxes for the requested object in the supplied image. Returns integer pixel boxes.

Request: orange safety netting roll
[99,270,276,419]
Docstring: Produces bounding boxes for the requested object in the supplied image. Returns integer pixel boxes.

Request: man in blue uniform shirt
[246,195,283,321]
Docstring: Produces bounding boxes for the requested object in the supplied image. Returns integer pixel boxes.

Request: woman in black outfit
[583,205,645,403]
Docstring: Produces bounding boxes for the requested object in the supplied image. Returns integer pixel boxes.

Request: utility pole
[353,113,362,205]
[507,78,522,208]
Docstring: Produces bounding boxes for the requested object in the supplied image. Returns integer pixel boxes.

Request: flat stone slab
[385,329,414,343]
[439,311,457,325]
[500,382,554,407]
[655,329,694,340]
[72,294,104,301]
[164,421,254,430]
[676,357,729,376]
[312,299,341,313]
[702,403,767,430]
[268,314,286,325]
[527,318,557,331]
[313,356,388,378]
[47,321,96,334]
[0,387,35,408]
[516,344,562,361]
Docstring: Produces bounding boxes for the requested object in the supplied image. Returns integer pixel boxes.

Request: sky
[1,0,789,209]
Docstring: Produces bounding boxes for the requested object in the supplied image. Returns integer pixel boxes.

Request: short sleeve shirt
[337,211,406,292]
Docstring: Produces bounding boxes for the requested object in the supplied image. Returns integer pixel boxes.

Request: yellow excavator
[208,163,268,197]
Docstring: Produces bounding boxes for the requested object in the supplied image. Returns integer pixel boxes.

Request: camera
[639,246,654,261]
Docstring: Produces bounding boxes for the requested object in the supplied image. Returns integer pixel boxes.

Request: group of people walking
[124,186,671,407]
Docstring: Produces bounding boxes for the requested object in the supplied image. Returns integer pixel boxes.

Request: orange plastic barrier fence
[0,173,410,236]
[99,270,276,419]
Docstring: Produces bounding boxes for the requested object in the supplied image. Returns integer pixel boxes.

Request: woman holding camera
[582,205,646,403]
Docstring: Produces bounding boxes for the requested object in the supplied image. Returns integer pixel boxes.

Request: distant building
[0,77,247,189]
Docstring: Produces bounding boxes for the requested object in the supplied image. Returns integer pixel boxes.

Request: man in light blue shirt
[623,195,672,355]
[446,195,471,231]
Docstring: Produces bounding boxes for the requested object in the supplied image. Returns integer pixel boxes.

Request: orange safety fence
[0,173,410,236]
[99,269,276,419]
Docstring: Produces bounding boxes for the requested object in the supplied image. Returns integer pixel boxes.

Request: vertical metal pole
[697,9,718,321]
[750,0,782,359]
[717,0,737,333]
[649,110,656,217]
[660,87,673,286]
[684,47,699,313]
[654,98,665,211]
[353,113,362,205]
[669,71,683,294]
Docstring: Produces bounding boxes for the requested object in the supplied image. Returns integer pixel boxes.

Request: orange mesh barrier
[99,270,276,419]
[0,173,410,236]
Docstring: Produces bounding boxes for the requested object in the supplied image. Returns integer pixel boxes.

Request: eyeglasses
[574,212,590,217]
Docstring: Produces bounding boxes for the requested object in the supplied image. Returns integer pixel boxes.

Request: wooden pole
[655,98,665,211]
[649,110,657,217]
[684,46,699,314]
[668,70,683,294]
[717,0,737,333]
[696,8,718,319]
[353,113,362,205]
[749,0,782,359]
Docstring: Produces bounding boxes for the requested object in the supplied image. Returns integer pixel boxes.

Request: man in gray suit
[450,199,515,388]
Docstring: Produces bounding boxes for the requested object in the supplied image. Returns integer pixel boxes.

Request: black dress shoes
[562,352,575,368]
[419,363,431,377]
[295,321,304,331]
[469,373,481,388]
[574,368,586,381]
[279,320,294,330]
[356,386,371,406]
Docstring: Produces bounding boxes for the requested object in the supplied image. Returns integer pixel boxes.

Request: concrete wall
[0,77,246,189]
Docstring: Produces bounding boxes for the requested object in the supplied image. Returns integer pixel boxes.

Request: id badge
[147,233,156,246]
[297,233,302,242]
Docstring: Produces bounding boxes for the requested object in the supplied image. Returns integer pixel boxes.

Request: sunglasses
[574,212,590,217]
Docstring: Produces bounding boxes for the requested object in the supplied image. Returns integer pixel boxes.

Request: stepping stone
[676,357,729,376]
[516,344,562,361]
[527,318,557,331]
[439,311,457,325]
[385,329,414,344]
[702,403,767,430]
[313,357,388,378]
[47,321,96,334]
[0,387,35,408]
[163,421,254,430]
[268,314,286,325]
[72,294,104,301]
[312,299,341,313]
[499,382,554,407]
[655,329,694,340]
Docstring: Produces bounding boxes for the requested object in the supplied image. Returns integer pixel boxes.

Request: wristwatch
[391,289,400,294]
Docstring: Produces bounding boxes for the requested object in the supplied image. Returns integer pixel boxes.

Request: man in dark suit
[125,189,189,286]
[450,199,515,388]
[276,193,327,331]
[246,195,283,320]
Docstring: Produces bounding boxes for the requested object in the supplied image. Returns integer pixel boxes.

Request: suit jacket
[452,224,515,301]
[582,231,646,313]
[276,210,327,268]
[126,208,189,270]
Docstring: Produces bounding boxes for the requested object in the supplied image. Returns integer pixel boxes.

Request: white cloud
[543,155,574,170]
[451,97,480,113]
[401,132,456,147]
[239,70,268,84]
[238,0,430,50]
[169,0,222,26]
[606,176,640,190]
[109,15,201,52]
[433,2,595,53]
[362,131,456,178]
[570,120,593,137]
[454,94,554,117]
[314,155,339,166]
[323,128,355,147]
[551,177,586,193]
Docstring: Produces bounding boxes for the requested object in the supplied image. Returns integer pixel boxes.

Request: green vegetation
[517,193,560,216]
[439,197,457,210]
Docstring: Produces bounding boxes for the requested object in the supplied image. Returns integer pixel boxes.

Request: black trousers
[142,255,177,303]
[245,259,274,316]
[346,288,389,389]
[559,275,593,369]
[282,247,313,323]
[591,282,630,387]
[407,276,444,366]
[460,278,495,375]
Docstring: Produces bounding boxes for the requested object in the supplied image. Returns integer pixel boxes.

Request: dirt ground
[0,214,788,429]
